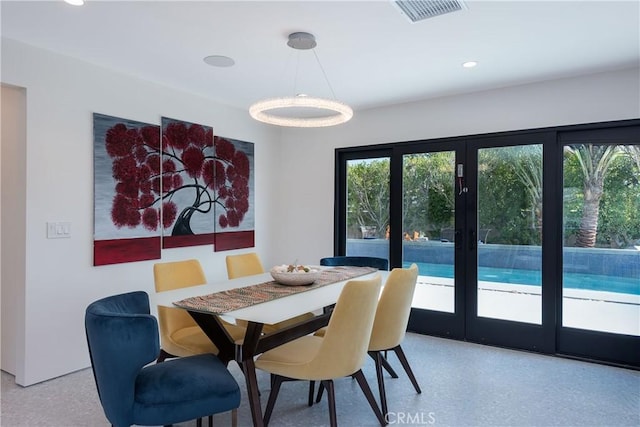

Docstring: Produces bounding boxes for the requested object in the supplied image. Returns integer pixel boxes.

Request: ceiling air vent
[393,0,467,23]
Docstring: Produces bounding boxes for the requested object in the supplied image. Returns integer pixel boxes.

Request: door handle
[455,230,462,250]
[469,230,476,250]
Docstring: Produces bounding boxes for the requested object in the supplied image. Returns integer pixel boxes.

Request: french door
[555,126,640,366]
[335,120,640,367]
[396,134,552,352]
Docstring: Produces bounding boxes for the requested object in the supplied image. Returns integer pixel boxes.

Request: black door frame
[392,133,555,353]
[460,131,556,354]
[334,118,640,368]
[391,140,467,340]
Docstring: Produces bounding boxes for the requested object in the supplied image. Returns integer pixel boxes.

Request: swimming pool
[406,262,640,296]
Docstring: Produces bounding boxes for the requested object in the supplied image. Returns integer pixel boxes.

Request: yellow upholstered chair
[153,259,246,363]
[225,252,265,280]
[368,263,421,417]
[255,276,385,427]
[225,252,315,334]
[313,264,421,418]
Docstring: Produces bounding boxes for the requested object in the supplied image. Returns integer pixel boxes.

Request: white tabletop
[152,269,388,325]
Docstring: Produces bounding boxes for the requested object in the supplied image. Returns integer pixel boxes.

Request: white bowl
[270,267,321,286]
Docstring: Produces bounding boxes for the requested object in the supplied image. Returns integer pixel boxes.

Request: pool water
[407,262,640,296]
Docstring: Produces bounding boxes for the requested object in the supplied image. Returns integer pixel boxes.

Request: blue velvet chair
[85,291,240,427]
[320,256,389,271]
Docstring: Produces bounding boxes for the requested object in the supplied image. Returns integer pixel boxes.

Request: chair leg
[322,380,338,427]
[315,381,325,403]
[308,381,316,406]
[370,351,389,419]
[196,418,202,427]
[353,369,386,426]
[369,351,398,378]
[231,408,237,427]
[208,414,213,427]
[393,345,421,394]
[263,375,284,426]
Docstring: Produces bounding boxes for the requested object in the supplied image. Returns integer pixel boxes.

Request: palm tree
[513,145,543,242]
[566,144,622,247]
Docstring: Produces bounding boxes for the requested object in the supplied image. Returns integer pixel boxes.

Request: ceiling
[2,1,639,114]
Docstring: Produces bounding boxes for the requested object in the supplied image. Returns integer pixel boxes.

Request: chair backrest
[153,259,207,291]
[320,256,389,271]
[85,291,159,427]
[307,275,382,378]
[225,252,264,279]
[369,264,419,351]
[153,259,207,346]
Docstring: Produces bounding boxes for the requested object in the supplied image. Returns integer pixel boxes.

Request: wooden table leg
[240,321,265,427]
[242,357,263,427]
[188,311,236,364]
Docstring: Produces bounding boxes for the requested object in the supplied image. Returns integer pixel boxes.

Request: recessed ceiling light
[203,55,235,67]
[64,0,84,6]
[462,61,478,68]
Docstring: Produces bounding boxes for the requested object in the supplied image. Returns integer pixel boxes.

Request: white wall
[1,38,281,386]
[1,84,27,377]
[274,67,640,266]
[2,35,639,386]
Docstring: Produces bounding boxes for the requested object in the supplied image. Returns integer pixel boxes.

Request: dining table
[152,265,388,427]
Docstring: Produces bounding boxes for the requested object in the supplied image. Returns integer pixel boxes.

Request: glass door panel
[476,145,543,324]
[402,152,456,313]
[562,143,640,336]
[345,157,390,262]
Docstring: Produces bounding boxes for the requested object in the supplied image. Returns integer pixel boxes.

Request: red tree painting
[160,118,253,249]
[107,123,163,230]
[93,113,161,266]
[213,135,255,251]
[94,114,255,265]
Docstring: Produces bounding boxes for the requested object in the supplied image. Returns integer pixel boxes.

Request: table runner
[173,266,377,314]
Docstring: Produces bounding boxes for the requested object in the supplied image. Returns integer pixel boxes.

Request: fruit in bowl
[270,264,321,286]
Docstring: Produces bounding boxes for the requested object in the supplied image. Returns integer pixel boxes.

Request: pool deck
[412,276,640,336]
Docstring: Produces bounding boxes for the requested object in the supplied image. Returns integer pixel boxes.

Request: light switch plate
[47,221,71,239]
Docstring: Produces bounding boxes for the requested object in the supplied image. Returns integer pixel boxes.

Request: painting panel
[93,113,161,265]
[213,136,255,251]
[161,117,216,248]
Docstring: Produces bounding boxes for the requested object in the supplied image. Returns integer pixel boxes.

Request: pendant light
[249,32,353,128]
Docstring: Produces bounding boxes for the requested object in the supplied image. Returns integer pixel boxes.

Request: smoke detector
[393,0,467,23]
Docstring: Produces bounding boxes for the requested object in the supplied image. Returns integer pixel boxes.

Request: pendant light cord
[313,49,338,100]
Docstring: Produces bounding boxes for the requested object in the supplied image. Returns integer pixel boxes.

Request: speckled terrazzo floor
[2,333,639,427]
